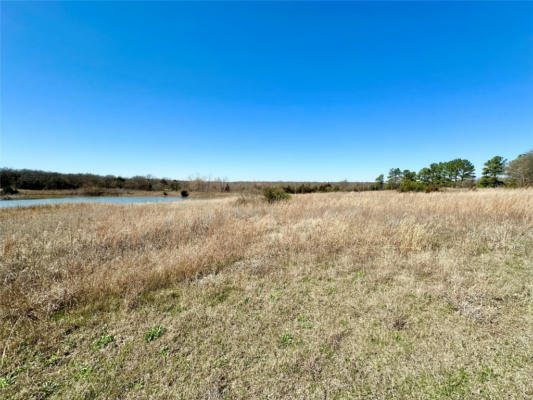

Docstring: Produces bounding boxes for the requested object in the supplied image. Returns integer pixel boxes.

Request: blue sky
[1,1,532,181]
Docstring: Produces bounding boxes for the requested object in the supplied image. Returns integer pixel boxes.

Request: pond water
[0,196,185,209]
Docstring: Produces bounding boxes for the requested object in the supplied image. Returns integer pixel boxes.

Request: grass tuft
[91,335,115,350]
[144,326,164,343]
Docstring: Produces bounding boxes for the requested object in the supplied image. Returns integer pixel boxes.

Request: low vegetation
[263,186,291,203]
[1,190,532,398]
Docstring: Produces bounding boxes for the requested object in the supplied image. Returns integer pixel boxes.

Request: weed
[269,292,282,302]
[297,314,313,329]
[43,351,60,366]
[40,381,58,398]
[133,380,144,390]
[145,326,164,343]
[77,366,93,380]
[439,368,470,396]
[478,365,496,383]
[279,333,294,346]
[159,345,169,356]
[0,375,14,388]
[50,310,65,321]
[91,335,115,350]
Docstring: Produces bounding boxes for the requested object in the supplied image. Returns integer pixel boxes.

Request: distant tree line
[376,151,533,192]
[2,150,531,196]
[0,168,372,195]
[282,183,341,194]
[281,181,380,193]
[0,169,185,192]
[378,158,476,192]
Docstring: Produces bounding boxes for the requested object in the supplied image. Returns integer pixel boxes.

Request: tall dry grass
[1,189,531,320]
[1,189,533,399]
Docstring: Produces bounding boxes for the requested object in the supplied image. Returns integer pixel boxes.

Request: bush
[282,185,295,194]
[317,183,333,192]
[180,190,189,198]
[1,186,19,195]
[397,181,426,192]
[424,185,440,193]
[263,187,291,203]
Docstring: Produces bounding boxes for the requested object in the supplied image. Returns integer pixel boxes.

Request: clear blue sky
[1,1,532,182]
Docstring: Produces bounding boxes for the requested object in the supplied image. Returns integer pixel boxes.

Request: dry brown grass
[1,189,532,399]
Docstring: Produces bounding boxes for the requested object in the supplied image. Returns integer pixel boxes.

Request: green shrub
[398,181,426,192]
[318,183,333,192]
[282,185,295,194]
[263,187,291,203]
[295,184,316,194]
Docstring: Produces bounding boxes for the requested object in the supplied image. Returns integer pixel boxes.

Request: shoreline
[1,189,233,200]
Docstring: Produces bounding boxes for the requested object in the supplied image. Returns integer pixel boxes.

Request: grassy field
[1,190,532,399]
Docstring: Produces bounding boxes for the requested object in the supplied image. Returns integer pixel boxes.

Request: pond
[0,196,185,209]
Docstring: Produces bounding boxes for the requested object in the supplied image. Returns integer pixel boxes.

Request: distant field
[1,190,532,399]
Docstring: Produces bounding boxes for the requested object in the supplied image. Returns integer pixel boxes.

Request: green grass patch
[144,326,164,343]
[91,335,115,350]
[279,333,294,346]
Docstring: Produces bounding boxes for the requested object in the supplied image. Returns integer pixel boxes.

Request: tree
[417,167,432,184]
[456,159,476,184]
[375,174,384,189]
[443,159,475,186]
[443,160,459,185]
[506,150,533,187]
[479,156,507,187]
[401,169,417,182]
[386,168,402,189]
[428,163,446,186]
